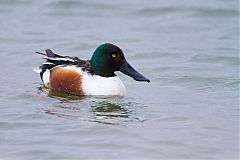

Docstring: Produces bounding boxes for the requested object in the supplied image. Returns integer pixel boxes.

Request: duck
[35,43,150,96]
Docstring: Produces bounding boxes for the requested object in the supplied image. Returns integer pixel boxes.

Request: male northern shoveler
[35,43,150,96]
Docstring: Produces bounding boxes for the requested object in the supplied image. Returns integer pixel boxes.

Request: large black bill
[119,61,150,83]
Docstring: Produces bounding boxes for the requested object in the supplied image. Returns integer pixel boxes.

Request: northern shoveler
[35,43,150,96]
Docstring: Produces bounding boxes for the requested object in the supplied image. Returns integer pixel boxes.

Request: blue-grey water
[0,0,239,160]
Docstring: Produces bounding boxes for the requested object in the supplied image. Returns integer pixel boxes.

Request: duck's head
[90,43,150,83]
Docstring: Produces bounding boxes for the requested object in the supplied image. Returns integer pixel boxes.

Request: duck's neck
[90,59,115,77]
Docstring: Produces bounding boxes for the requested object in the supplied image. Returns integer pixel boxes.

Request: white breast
[81,71,126,96]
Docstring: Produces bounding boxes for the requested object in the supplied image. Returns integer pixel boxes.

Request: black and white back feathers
[35,49,90,82]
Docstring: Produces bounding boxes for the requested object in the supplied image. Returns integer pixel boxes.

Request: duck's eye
[112,54,117,58]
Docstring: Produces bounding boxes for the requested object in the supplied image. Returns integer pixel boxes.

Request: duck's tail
[35,49,88,83]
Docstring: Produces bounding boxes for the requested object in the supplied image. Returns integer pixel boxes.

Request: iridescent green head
[90,43,150,82]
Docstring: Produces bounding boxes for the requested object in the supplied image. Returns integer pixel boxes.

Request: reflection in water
[48,89,85,101]
[37,85,144,124]
[90,101,145,125]
[37,85,84,119]
[44,109,81,119]
[44,100,83,120]
[90,101,131,124]
[91,101,128,114]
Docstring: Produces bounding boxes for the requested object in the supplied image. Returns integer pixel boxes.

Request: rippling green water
[0,0,239,159]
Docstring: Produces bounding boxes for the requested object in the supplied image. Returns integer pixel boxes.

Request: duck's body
[35,43,149,96]
[42,65,126,96]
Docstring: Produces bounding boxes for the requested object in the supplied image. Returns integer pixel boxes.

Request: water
[0,0,239,159]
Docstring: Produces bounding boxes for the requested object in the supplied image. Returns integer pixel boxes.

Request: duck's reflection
[37,86,142,124]
[48,90,85,101]
[89,101,136,125]
[91,101,130,118]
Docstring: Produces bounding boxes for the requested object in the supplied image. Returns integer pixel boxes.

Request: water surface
[0,0,239,159]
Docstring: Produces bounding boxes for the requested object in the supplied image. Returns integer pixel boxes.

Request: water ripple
[135,6,238,17]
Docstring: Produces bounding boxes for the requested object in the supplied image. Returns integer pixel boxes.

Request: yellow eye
[112,54,117,58]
